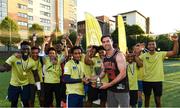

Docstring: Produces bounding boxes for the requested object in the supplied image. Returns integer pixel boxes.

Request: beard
[104,45,111,51]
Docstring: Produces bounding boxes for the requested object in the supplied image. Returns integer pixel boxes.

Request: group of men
[0,33,179,107]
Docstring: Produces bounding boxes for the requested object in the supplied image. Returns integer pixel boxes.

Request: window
[40,4,50,10]
[122,16,127,21]
[28,23,32,28]
[17,12,27,18]
[44,26,50,31]
[18,21,28,27]
[28,0,33,5]
[42,0,50,3]
[28,16,33,20]
[40,11,50,17]
[17,4,27,10]
[28,8,33,12]
[40,18,50,24]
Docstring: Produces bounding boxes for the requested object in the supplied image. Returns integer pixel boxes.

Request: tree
[111,24,145,50]
[28,23,44,46]
[125,24,145,36]
[69,31,77,45]
[156,34,173,51]
[125,24,145,48]
[67,31,86,51]
[29,23,44,35]
[0,17,21,50]
[0,17,19,32]
[111,28,118,44]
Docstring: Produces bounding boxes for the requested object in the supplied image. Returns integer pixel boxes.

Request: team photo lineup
[2,0,180,107]
[0,30,179,107]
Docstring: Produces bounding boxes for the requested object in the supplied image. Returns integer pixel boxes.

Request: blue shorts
[8,84,30,102]
[67,94,84,107]
[138,81,143,91]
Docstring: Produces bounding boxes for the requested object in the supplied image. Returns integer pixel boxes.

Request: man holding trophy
[97,35,129,107]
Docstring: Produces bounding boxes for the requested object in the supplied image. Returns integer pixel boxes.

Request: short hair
[92,45,99,51]
[147,39,156,46]
[97,45,105,51]
[47,47,56,54]
[31,46,40,51]
[101,35,112,42]
[20,41,30,47]
[71,46,82,53]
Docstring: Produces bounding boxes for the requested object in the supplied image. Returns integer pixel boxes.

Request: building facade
[28,0,53,35]
[114,10,150,34]
[77,15,115,36]
[0,0,77,38]
[7,0,29,38]
[63,0,77,33]
[0,0,7,21]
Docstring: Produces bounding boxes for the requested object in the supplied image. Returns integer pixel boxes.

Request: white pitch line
[164,81,180,84]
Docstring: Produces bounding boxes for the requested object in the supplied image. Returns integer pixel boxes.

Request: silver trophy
[96,76,102,88]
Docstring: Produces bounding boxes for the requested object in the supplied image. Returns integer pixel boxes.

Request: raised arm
[64,34,73,48]
[75,33,83,46]
[133,44,143,67]
[84,47,94,65]
[166,34,179,57]
[134,56,143,67]
[61,38,68,58]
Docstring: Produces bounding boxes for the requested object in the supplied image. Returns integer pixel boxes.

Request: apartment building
[0,0,77,38]
[77,15,115,36]
[63,0,77,33]
[114,10,150,34]
[28,0,53,35]
[0,0,7,21]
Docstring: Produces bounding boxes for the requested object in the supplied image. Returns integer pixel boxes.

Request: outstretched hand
[170,34,178,41]
[50,32,56,39]
[77,33,83,39]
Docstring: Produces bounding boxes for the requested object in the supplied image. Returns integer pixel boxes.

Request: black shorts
[8,84,30,102]
[87,85,107,102]
[60,82,66,102]
[142,81,162,96]
[29,83,45,103]
[129,90,138,106]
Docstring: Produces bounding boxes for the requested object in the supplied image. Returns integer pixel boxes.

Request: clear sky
[77,0,180,34]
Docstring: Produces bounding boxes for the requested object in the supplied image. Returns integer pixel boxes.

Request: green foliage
[0,17,19,32]
[29,23,44,35]
[0,34,21,45]
[0,17,21,48]
[156,34,173,51]
[111,28,118,44]
[125,24,145,36]
[69,31,77,45]
[52,35,63,45]
[81,34,86,51]
[111,24,146,49]
[67,31,86,51]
